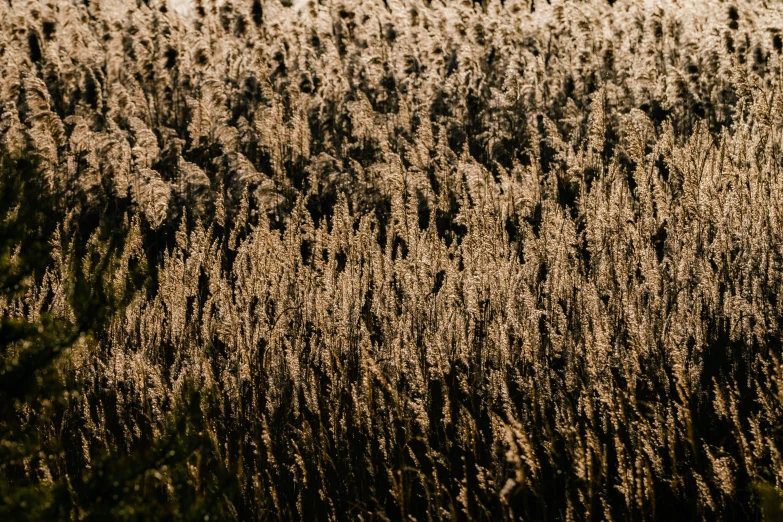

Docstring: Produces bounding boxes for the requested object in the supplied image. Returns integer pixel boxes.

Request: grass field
[1,0,783,520]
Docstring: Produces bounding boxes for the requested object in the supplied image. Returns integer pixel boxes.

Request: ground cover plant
[1,0,783,519]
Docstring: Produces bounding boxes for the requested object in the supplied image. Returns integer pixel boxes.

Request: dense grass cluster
[2,0,783,519]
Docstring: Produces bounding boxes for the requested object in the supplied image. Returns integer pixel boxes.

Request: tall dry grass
[1,0,783,519]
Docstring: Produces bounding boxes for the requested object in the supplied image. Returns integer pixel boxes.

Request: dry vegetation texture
[2,0,783,520]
